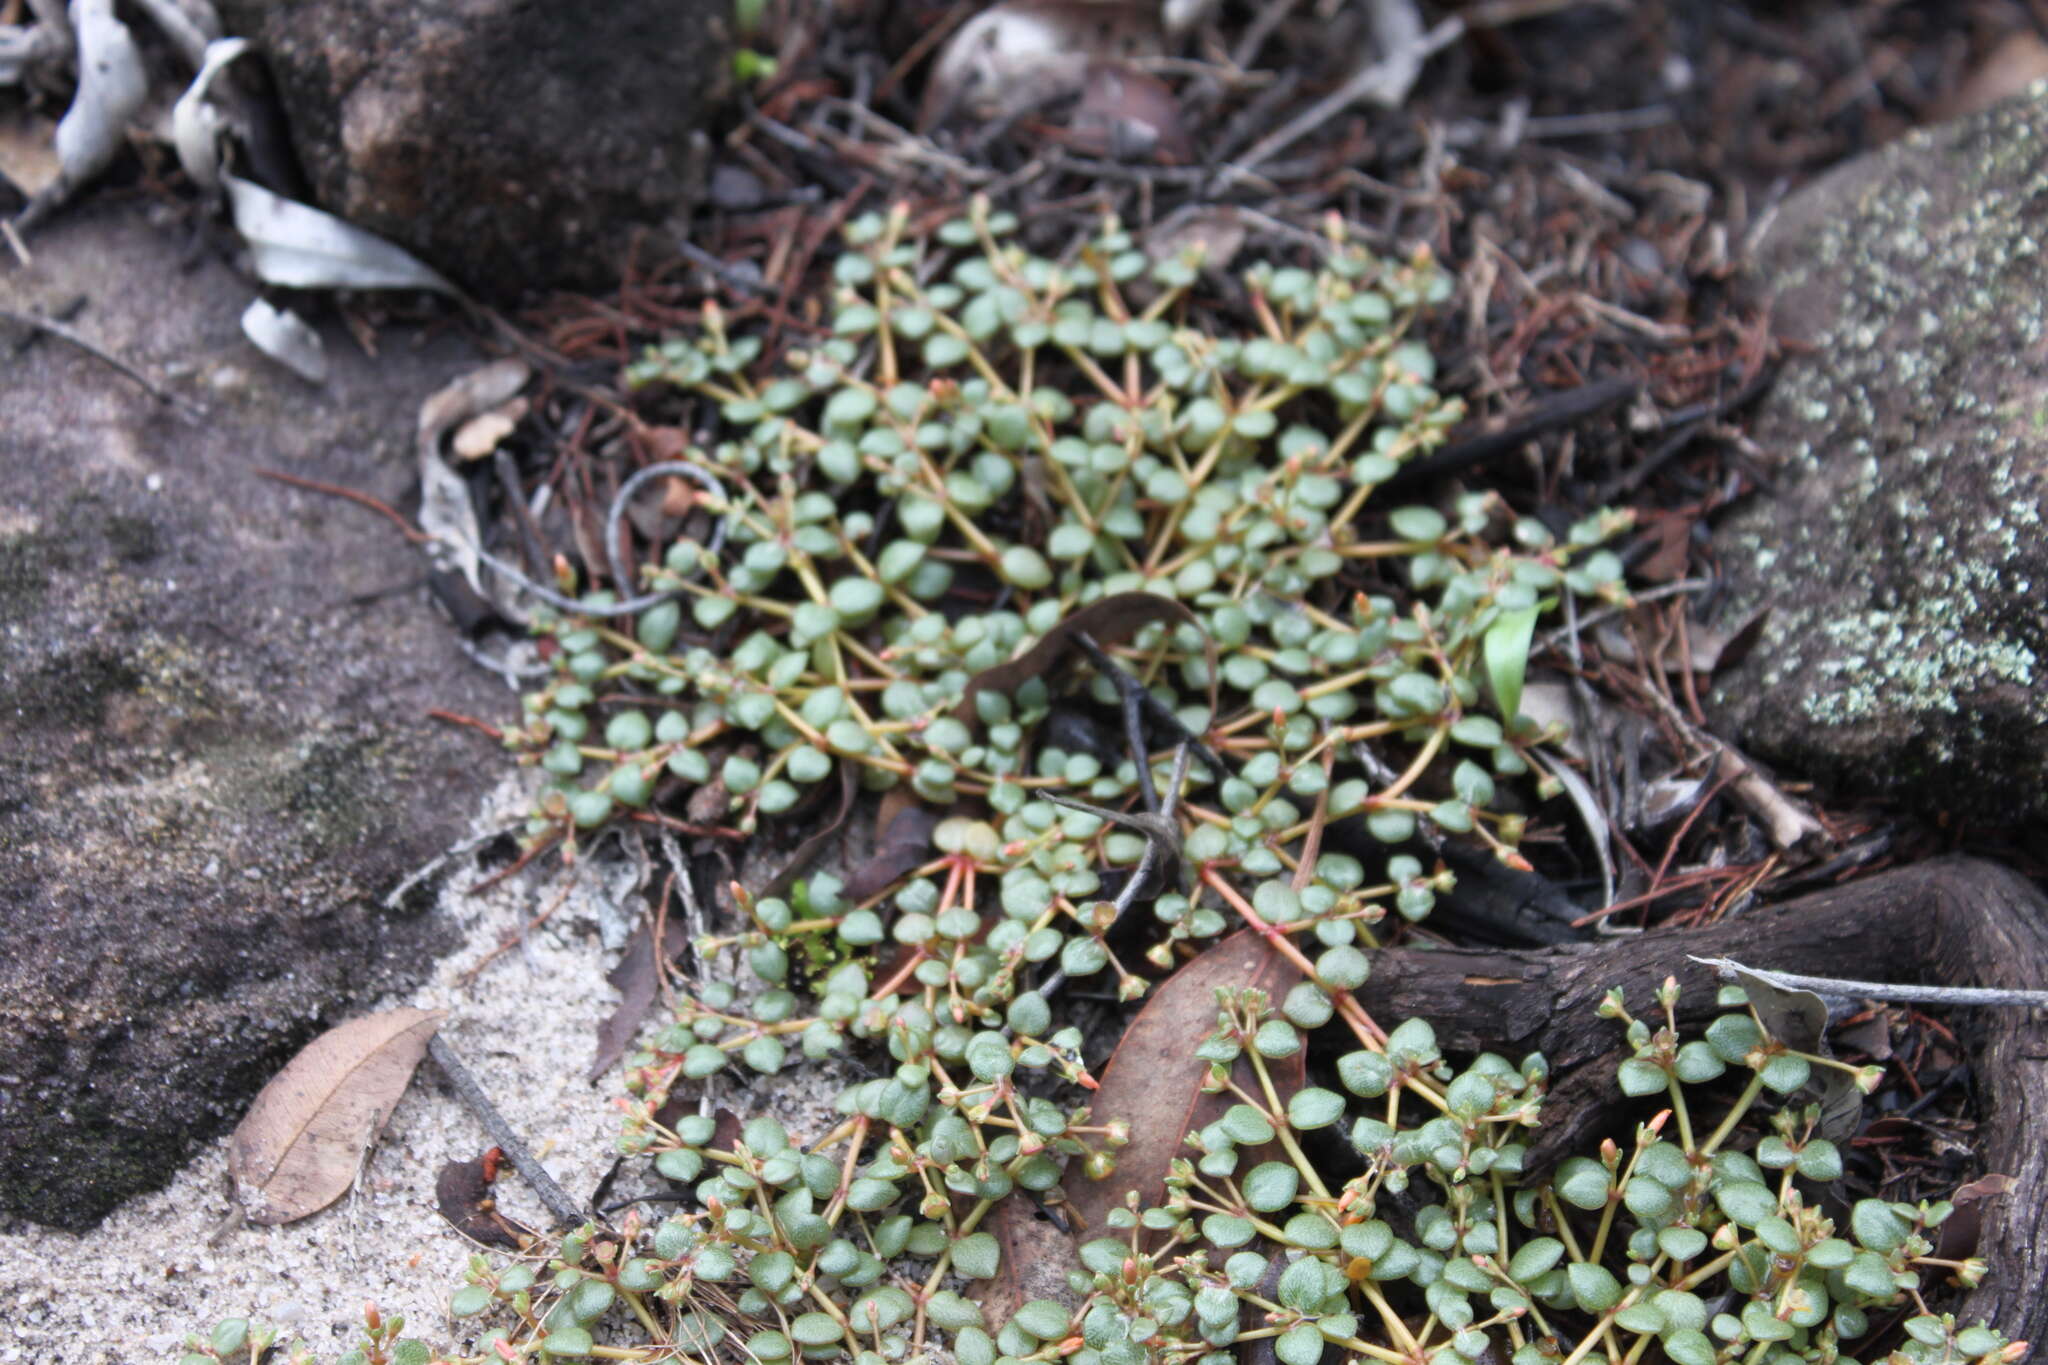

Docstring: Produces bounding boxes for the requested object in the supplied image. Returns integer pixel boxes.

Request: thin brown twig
[1569,864,1743,927]
[624,810,748,842]
[466,831,560,896]
[427,708,505,742]
[257,468,432,544]
[459,871,581,985]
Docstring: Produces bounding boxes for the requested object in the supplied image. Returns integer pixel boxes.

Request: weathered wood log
[1355,856,2048,1343]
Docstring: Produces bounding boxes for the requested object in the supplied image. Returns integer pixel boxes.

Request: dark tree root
[1354,856,2048,1342]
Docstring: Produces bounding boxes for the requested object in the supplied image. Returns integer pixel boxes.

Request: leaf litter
[228,1006,447,1226]
[1058,929,1302,1236]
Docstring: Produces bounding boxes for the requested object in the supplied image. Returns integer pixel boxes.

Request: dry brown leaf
[954,591,1214,724]
[760,759,858,900]
[1936,1172,2017,1263]
[1066,62,1191,163]
[435,1148,539,1250]
[418,359,530,602]
[452,397,529,461]
[1061,930,1300,1236]
[588,912,692,1083]
[1144,207,1247,274]
[229,1006,447,1224]
[970,1193,1086,1328]
[1718,963,1859,1143]
[842,801,943,903]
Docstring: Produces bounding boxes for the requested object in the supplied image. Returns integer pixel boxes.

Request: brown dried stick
[427,1034,588,1230]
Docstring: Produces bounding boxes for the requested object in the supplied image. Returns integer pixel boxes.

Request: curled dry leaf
[1060,929,1300,1235]
[452,397,529,462]
[30,0,145,219]
[435,1147,539,1250]
[1066,62,1190,163]
[170,36,249,195]
[239,297,328,384]
[1935,1172,2017,1264]
[920,0,1160,131]
[1721,962,1860,1144]
[225,174,456,294]
[229,1006,447,1225]
[417,358,531,603]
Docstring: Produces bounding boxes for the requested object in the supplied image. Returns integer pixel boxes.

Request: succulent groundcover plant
[185,202,2018,1365]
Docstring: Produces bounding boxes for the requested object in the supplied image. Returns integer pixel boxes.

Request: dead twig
[1689,957,2048,1009]
[427,1034,590,1230]
[257,468,432,545]
[0,306,207,418]
[1217,7,1464,183]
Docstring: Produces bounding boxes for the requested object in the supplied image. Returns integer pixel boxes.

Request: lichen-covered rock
[212,0,732,298]
[1709,85,2048,823]
[0,203,505,1229]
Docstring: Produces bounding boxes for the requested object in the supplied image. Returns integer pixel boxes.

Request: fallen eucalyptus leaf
[417,358,530,602]
[1061,929,1299,1234]
[588,912,690,1084]
[171,36,248,194]
[971,1190,1085,1331]
[225,174,456,293]
[25,0,145,223]
[954,590,1214,724]
[1067,61,1190,163]
[841,800,942,903]
[229,1006,447,1225]
[239,296,327,384]
[759,759,857,900]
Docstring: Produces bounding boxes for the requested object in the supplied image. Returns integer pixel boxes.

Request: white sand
[0,774,663,1363]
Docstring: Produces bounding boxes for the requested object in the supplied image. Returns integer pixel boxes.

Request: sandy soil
[0,774,659,1363]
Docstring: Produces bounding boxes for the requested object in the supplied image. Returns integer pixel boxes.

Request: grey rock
[1708,86,2048,823]
[212,0,733,298]
[0,203,508,1229]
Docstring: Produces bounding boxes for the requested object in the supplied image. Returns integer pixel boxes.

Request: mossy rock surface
[1710,82,2048,823]
[0,203,504,1229]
